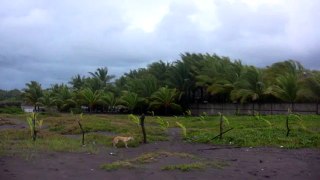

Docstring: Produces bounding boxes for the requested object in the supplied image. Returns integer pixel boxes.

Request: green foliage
[161,161,228,172]
[218,112,230,126]
[101,161,134,171]
[183,115,319,148]
[162,162,205,171]
[23,81,43,110]
[176,121,187,138]
[0,106,24,114]
[156,116,169,130]
[253,113,272,128]
[128,114,140,126]
[150,86,181,115]
[185,109,192,116]
[80,88,103,112]
[101,151,195,171]
[26,113,43,137]
[119,91,142,112]
[289,113,307,130]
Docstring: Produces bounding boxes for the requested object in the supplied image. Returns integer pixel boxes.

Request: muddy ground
[0,118,319,180]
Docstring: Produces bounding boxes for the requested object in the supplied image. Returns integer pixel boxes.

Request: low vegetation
[101,151,196,171]
[0,113,319,159]
[162,161,228,172]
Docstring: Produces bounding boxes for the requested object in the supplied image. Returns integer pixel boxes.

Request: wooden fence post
[140,114,147,144]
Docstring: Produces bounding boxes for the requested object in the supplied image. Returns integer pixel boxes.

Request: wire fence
[191,103,320,115]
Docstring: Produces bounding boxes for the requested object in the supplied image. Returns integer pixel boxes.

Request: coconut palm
[80,88,103,113]
[23,81,43,111]
[147,60,170,86]
[150,86,181,115]
[69,74,85,91]
[301,71,320,101]
[125,75,159,99]
[101,92,119,112]
[264,60,304,85]
[38,91,56,112]
[51,84,77,112]
[119,91,143,113]
[196,55,243,102]
[89,67,115,90]
[230,66,266,103]
[266,73,303,111]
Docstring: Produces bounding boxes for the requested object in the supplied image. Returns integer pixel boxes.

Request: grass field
[0,113,319,157]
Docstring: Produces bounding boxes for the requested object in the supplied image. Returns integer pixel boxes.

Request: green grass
[174,114,320,148]
[101,151,196,171]
[0,129,100,157]
[0,106,24,114]
[162,162,205,171]
[0,113,319,158]
[161,161,228,172]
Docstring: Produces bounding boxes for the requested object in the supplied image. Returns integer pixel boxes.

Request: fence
[190,103,320,115]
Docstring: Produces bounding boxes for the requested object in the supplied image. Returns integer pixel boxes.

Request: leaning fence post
[219,113,223,140]
[140,113,147,144]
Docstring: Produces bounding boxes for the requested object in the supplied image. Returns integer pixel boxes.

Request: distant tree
[119,91,143,113]
[80,88,103,113]
[23,81,43,111]
[196,56,243,101]
[150,86,181,115]
[51,84,77,112]
[101,92,119,112]
[230,66,267,103]
[38,91,56,112]
[69,74,85,91]
[0,89,22,102]
[266,73,303,110]
[89,67,115,90]
[147,60,171,86]
[301,71,320,102]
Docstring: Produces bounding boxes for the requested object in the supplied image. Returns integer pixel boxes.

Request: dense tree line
[3,53,320,115]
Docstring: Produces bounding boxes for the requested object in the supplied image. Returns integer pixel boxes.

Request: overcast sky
[0,0,319,90]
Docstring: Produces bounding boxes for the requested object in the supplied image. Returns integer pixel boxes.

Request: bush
[0,106,24,114]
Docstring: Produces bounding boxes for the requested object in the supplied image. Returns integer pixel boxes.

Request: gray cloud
[0,0,319,89]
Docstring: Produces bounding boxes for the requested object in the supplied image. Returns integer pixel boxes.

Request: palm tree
[264,60,304,85]
[51,84,77,112]
[89,67,115,90]
[69,74,85,90]
[147,60,170,86]
[38,91,56,112]
[266,73,302,111]
[119,91,143,113]
[301,71,320,101]
[196,55,243,102]
[150,86,181,115]
[80,88,103,113]
[167,60,194,106]
[23,81,43,111]
[125,75,159,99]
[101,92,119,112]
[230,66,266,103]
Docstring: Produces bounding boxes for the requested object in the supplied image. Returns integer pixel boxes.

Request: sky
[0,0,319,90]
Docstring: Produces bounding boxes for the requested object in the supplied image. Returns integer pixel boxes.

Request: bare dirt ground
[0,118,320,180]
